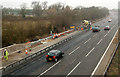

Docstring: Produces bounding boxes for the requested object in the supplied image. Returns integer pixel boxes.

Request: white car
[108,19,112,22]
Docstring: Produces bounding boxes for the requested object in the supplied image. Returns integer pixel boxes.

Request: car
[104,26,110,30]
[108,19,112,22]
[46,50,64,62]
[92,26,100,32]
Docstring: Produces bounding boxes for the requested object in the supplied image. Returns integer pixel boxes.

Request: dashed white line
[85,47,95,57]
[70,59,76,64]
[93,34,97,37]
[108,30,110,33]
[104,33,108,37]
[66,61,82,77]
[38,60,61,76]
[97,39,103,45]
[69,46,80,55]
[84,38,91,44]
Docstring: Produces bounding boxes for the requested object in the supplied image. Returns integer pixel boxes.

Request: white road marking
[104,33,108,37]
[97,39,103,45]
[85,47,95,57]
[70,59,76,64]
[111,26,114,29]
[66,61,82,77]
[84,38,91,44]
[108,30,110,33]
[69,46,80,55]
[38,60,61,76]
[93,34,97,37]
[91,30,118,77]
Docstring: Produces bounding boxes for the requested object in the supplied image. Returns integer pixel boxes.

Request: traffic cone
[25,49,28,54]
[90,27,92,30]
[81,28,83,30]
[53,33,55,39]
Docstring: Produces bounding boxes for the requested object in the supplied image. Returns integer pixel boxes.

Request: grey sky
[0,0,120,9]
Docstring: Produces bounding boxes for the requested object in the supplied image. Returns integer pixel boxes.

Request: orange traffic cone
[81,28,83,30]
[53,33,56,39]
[25,49,28,54]
[90,27,92,30]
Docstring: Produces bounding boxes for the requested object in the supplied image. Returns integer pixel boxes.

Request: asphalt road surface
[10,11,118,76]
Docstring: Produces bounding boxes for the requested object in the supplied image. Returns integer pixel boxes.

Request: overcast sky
[0,0,120,9]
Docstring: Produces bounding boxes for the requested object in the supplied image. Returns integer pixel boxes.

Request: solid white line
[66,61,82,77]
[84,38,91,44]
[85,47,95,57]
[69,46,80,55]
[97,39,103,45]
[90,30,118,77]
[38,60,61,76]
[104,33,108,37]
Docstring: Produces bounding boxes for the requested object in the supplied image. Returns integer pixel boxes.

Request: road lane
[39,60,61,76]
[66,61,82,77]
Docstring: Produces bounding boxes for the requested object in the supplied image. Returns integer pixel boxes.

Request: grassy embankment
[2,16,70,47]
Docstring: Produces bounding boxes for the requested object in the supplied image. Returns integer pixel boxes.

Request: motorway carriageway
[10,12,118,76]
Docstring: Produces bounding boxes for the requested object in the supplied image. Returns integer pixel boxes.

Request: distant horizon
[0,0,119,9]
[0,5,118,10]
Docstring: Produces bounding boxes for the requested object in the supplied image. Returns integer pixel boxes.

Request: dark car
[104,26,110,30]
[46,50,64,62]
[92,26,100,32]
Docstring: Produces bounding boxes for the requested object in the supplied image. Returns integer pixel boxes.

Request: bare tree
[31,1,42,17]
[41,1,48,10]
[47,2,64,16]
[20,3,27,18]
[41,1,48,16]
